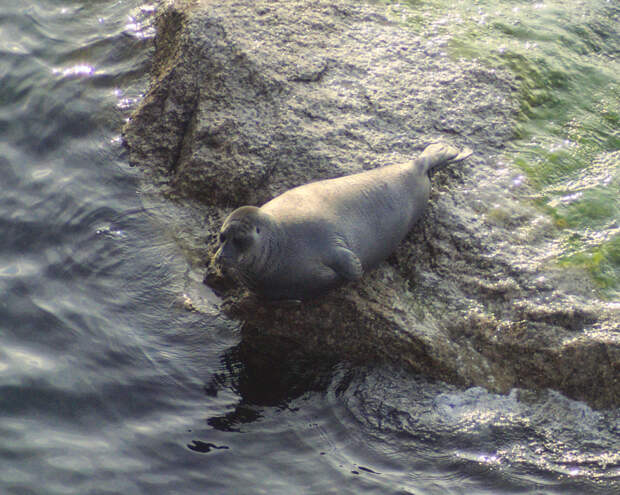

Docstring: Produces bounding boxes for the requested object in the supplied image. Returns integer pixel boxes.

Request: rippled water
[1,1,618,494]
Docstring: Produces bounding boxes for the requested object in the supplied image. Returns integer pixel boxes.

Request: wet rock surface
[123,0,619,408]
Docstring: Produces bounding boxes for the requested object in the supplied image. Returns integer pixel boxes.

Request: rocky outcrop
[123,0,619,408]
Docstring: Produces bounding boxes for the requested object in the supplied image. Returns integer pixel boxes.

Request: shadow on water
[199,332,339,434]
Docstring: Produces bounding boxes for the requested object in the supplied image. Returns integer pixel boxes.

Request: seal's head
[214,206,276,288]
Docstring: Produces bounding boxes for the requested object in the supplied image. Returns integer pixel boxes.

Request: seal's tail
[417,143,473,175]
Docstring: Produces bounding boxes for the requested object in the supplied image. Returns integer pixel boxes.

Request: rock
[123,0,619,408]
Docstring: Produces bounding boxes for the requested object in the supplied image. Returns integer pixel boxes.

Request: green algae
[560,235,620,291]
[388,0,620,297]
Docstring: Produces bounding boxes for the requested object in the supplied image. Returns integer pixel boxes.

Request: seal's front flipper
[328,246,363,281]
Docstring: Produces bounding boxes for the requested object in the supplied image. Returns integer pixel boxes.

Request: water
[393,0,620,297]
[0,1,618,494]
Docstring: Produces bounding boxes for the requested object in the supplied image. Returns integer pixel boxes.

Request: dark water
[1,1,618,494]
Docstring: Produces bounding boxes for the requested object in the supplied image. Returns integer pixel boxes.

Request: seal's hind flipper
[451,147,473,163]
[417,143,473,174]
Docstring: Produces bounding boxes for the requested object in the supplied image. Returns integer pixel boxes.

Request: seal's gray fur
[215,143,472,300]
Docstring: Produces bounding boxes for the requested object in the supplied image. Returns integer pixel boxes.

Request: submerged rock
[123,0,619,408]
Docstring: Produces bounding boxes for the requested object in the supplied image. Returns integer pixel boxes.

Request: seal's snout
[213,243,239,275]
[205,245,239,295]
[214,245,233,271]
[211,245,228,273]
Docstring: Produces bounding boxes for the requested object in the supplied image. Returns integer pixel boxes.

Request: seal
[214,143,472,300]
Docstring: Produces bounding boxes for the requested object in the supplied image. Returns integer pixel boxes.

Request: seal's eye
[256,227,260,234]
[219,233,226,243]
